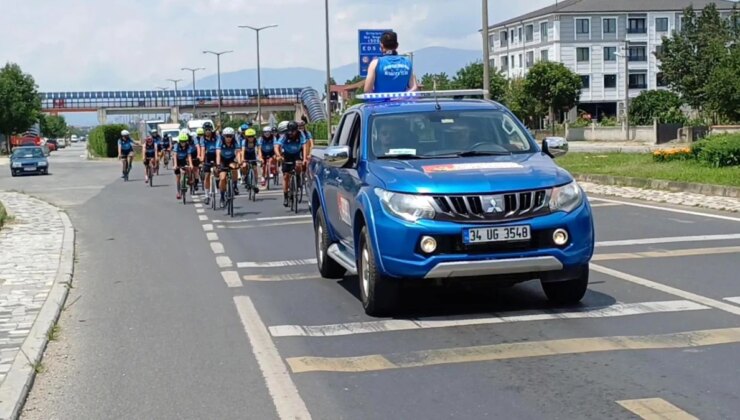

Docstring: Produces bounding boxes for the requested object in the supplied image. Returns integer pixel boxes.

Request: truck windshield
[370,110,534,159]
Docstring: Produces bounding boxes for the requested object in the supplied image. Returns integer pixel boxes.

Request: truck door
[334,113,363,246]
[323,112,358,241]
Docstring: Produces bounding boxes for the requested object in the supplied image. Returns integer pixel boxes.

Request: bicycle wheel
[290,173,298,213]
[248,169,256,201]
[297,172,304,204]
[149,166,154,187]
[226,174,234,217]
[181,171,189,205]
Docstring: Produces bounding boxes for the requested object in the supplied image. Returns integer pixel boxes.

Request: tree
[504,77,544,127]
[0,63,42,153]
[344,75,364,85]
[629,90,686,125]
[323,77,337,93]
[523,61,582,127]
[420,72,454,90]
[660,4,733,111]
[705,41,740,122]
[40,114,68,139]
[451,62,507,101]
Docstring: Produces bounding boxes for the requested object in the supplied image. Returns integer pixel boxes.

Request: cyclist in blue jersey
[117,130,135,180]
[190,128,204,192]
[240,128,260,195]
[142,135,158,183]
[216,127,241,207]
[258,126,277,186]
[363,31,418,93]
[297,120,314,156]
[276,121,308,207]
[173,133,194,200]
[200,125,220,206]
[159,133,172,166]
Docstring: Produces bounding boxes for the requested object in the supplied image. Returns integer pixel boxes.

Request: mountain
[188,46,481,90]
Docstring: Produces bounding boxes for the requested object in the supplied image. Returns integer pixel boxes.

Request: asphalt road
[5,144,740,419]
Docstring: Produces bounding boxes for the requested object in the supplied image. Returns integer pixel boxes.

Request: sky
[0,0,555,92]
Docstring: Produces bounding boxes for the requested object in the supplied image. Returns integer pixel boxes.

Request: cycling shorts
[220,158,236,171]
[120,150,133,158]
[282,154,302,173]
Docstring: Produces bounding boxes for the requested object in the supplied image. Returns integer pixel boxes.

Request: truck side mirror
[542,137,568,158]
[324,145,350,168]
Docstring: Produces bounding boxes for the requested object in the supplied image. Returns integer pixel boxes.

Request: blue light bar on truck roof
[355,89,488,102]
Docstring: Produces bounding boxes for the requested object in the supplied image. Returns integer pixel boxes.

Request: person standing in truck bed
[363,31,418,94]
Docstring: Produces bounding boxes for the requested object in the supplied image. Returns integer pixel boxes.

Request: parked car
[45,138,58,152]
[56,138,66,149]
[10,146,50,176]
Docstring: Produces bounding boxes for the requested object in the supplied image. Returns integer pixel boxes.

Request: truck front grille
[431,189,550,222]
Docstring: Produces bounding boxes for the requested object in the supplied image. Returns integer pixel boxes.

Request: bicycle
[284,162,300,214]
[245,160,260,202]
[208,166,219,211]
[145,158,155,187]
[162,149,171,170]
[264,157,279,190]
[121,155,132,181]
[221,163,237,218]
[179,166,191,205]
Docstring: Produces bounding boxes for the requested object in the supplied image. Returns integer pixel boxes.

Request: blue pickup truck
[307,90,594,316]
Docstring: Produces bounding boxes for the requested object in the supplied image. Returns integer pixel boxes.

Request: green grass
[558,153,740,187]
[0,201,6,228]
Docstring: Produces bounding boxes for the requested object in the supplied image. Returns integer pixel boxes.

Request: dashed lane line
[592,246,740,261]
[210,242,225,254]
[196,209,205,214]
[213,215,311,224]
[285,327,740,374]
[198,215,209,221]
[617,398,698,420]
[589,202,623,208]
[216,255,233,268]
[595,233,740,247]
[243,273,319,282]
[220,271,242,288]
[202,224,214,231]
[219,220,312,229]
[206,232,219,241]
[269,300,709,338]
[237,259,317,268]
[590,197,740,222]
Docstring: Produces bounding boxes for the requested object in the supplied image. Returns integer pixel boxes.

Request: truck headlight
[12,162,22,168]
[549,181,583,213]
[37,161,48,166]
[375,188,435,222]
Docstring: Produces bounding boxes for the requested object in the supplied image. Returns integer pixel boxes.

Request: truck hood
[367,154,573,194]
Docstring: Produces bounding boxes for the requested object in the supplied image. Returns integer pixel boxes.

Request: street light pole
[624,40,630,140]
[203,50,233,127]
[482,0,491,100]
[182,67,205,117]
[324,0,332,138]
[238,25,278,124]
[167,78,183,123]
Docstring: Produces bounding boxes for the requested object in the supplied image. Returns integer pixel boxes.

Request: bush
[88,124,127,157]
[570,117,591,128]
[652,147,693,162]
[599,116,619,127]
[0,201,7,229]
[307,122,328,141]
[692,134,740,167]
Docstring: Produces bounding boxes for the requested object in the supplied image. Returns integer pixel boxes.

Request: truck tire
[358,226,399,316]
[315,210,345,279]
[541,269,589,305]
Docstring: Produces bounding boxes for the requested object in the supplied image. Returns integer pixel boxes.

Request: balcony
[627,27,647,34]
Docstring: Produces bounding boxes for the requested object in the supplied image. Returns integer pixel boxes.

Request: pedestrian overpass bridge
[40,87,327,123]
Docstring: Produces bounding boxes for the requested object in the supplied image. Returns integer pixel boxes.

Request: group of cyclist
[118,119,313,208]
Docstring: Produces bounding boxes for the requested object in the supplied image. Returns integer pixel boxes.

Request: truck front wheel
[315,210,345,279]
[541,269,589,305]
[358,227,399,316]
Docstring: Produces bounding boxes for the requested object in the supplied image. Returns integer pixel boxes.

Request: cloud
[0,0,554,91]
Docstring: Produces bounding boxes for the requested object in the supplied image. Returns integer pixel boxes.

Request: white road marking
[723,297,740,305]
[206,232,219,241]
[221,220,313,229]
[591,264,740,316]
[590,197,740,222]
[198,215,209,221]
[210,242,225,254]
[213,215,311,224]
[667,218,695,224]
[268,300,710,338]
[596,233,740,247]
[217,225,225,228]
[216,255,233,268]
[220,271,242,288]
[234,296,311,420]
[243,273,319,282]
[196,209,205,214]
[237,259,317,268]
[589,202,623,208]
[202,224,214,231]
[194,203,203,209]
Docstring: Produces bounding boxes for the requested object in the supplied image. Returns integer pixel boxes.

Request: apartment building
[487,0,737,120]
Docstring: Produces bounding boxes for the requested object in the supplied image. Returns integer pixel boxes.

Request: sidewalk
[568,141,673,154]
[0,192,74,420]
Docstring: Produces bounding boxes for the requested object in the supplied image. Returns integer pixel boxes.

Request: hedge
[0,201,7,229]
[692,133,740,168]
[307,122,329,141]
[89,124,128,157]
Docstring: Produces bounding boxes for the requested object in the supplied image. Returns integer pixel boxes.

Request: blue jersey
[373,54,412,93]
[144,142,157,157]
[258,136,276,154]
[174,142,193,160]
[118,138,134,152]
[191,137,203,157]
[151,135,162,146]
[277,133,307,156]
[299,130,313,141]
[202,136,219,156]
[217,138,239,160]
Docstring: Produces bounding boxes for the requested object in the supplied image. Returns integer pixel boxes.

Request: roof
[491,0,738,28]
[354,99,503,116]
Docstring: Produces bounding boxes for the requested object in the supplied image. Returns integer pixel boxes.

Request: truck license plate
[464,225,531,244]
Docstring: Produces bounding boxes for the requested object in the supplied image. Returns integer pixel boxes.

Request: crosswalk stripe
[269,300,709,338]
[617,398,698,420]
[596,233,740,247]
[243,273,319,282]
[723,297,740,305]
[593,246,740,261]
[220,220,313,229]
[237,259,317,268]
[213,215,311,223]
[285,327,740,373]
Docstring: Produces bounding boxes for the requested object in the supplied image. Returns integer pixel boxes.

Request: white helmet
[222,127,236,136]
[277,121,289,134]
[121,130,130,136]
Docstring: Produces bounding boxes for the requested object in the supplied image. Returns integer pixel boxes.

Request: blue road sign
[358,29,392,78]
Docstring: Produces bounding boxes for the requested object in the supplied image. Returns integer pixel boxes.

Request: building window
[604,74,617,88]
[501,56,509,71]
[577,47,590,62]
[580,75,590,89]
[576,18,590,34]
[518,53,523,68]
[540,49,548,62]
[604,46,617,61]
[603,18,617,34]
[500,31,508,47]
[629,73,647,89]
[628,18,647,34]
[526,25,534,42]
[657,72,667,87]
[526,51,534,68]
[628,45,647,61]
[490,58,496,69]
[540,22,548,42]
[510,29,515,43]
[654,45,664,59]
[518,27,522,41]
[489,34,495,50]
[656,17,669,32]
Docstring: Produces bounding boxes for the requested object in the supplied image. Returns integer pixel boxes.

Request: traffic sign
[358,29,392,78]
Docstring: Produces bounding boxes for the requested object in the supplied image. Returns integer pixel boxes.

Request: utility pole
[181,67,205,117]
[482,0,491,99]
[324,0,333,138]
[203,50,233,127]
[167,79,183,123]
[238,25,278,124]
[624,40,630,140]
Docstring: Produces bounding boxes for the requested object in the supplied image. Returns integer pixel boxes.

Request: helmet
[277,121,289,134]
[150,129,158,134]
[245,128,257,137]
[203,122,214,131]
[121,130,130,136]
[145,135,153,142]
[178,133,189,142]
[196,128,205,136]
[222,127,236,136]
[297,120,306,127]
[287,121,298,132]
[240,123,249,132]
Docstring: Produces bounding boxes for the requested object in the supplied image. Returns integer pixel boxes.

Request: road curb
[573,174,740,199]
[0,210,74,420]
